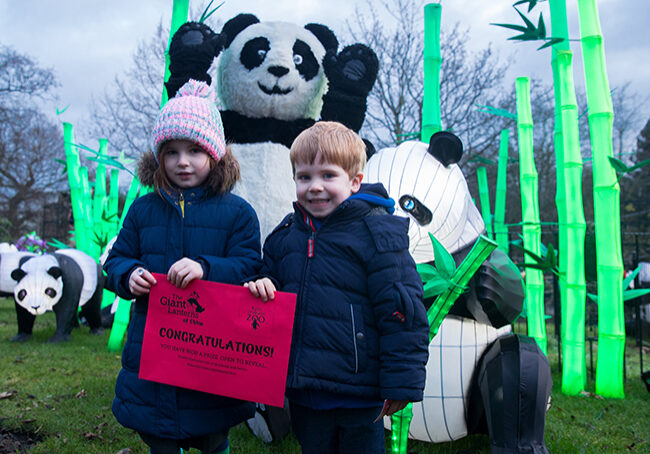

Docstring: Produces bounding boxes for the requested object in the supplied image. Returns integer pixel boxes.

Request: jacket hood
[349,183,395,214]
[136,150,158,188]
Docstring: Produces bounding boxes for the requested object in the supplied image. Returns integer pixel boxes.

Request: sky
[1,0,649,147]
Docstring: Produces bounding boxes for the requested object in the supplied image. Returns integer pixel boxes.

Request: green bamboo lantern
[421,3,442,143]
[494,129,510,253]
[160,0,190,108]
[516,77,547,354]
[62,123,91,254]
[577,0,624,398]
[549,0,589,394]
[476,166,494,239]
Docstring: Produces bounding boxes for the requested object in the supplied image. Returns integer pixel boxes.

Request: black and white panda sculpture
[0,247,35,297]
[365,133,552,452]
[10,248,104,343]
[165,14,378,238]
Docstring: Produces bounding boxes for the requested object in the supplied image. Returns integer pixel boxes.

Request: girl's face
[161,139,211,189]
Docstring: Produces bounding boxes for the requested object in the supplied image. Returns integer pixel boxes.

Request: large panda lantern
[165,14,378,238]
[10,248,104,343]
[365,133,553,452]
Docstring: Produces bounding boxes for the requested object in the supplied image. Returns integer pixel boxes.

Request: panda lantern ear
[47,266,63,280]
[11,268,26,282]
[221,13,260,49]
[428,131,463,167]
[305,23,339,52]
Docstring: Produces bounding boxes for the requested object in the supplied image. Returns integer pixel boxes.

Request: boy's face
[162,139,211,189]
[294,155,362,219]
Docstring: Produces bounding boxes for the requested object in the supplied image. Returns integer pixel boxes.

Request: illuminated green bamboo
[577,0,624,398]
[476,166,493,239]
[494,129,510,253]
[107,169,120,240]
[421,3,442,143]
[160,0,190,108]
[389,404,412,454]
[550,0,588,394]
[516,77,547,354]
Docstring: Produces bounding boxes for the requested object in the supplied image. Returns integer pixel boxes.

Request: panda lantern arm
[320,44,379,132]
[165,21,224,99]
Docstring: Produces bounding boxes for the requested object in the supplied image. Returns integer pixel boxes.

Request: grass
[0,296,648,454]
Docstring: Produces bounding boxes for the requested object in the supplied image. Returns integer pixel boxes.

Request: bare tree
[0,46,66,240]
[85,22,168,156]
[347,0,510,152]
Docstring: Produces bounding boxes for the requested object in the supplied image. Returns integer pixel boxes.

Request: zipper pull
[307,232,314,258]
[179,192,185,219]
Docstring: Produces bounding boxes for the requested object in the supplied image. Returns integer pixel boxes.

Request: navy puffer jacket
[104,187,261,439]
[262,183,429,402]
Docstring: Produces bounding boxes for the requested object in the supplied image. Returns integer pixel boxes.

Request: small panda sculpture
[165,14,378,238]
[11,248,104,343]
[365,133,552,452]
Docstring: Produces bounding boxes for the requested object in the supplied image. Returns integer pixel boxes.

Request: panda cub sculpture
[165,14,378,238]
[11,248,104,343]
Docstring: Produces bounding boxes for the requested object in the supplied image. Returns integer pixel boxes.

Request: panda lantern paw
[48,333,71,343]
[324,44,379,96]
[11,332,32,342]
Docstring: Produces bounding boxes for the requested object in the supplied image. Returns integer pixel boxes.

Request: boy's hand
[168,258,203,289]
[374,399,410,422]
[244,278,276,302]
[129,267,157,296]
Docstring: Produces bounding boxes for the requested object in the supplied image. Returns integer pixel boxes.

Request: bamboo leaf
[628,158,650,172]
[199,0,224,22]
[608,156,630,173]
[429,233,456,278]
[514,0,538,12]
[47,238,69,250]
[515,7,536,30]
[537,13,546,39]
[587,293,598,302]
[72,142,100,155]
[55,158,67,167]
[623,265,642,290]
[491,22,530,33]
[468,156,497,166]
[623,288,650,302]
[537,37,565,50]
[56,105,70,115]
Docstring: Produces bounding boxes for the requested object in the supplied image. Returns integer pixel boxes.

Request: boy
[245,121,429,454]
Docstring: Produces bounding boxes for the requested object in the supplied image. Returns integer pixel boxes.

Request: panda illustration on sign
[11,248,104,343]
[165,14,378,239]
[364,132,552,452]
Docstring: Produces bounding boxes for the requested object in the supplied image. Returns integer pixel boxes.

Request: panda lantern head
[11,255,64,315]
[217,13,338,122]
[364,131,486,264]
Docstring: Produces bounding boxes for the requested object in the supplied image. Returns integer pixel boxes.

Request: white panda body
[230,142,295,240]
[217,21,328,121]
[0,251,35,294]
[364,140,485,262]
[55,248,99,306]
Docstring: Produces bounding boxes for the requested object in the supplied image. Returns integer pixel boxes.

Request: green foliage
[416,233,458,299]
[608,156,650,174]
[474,103,518,120]
[587,264,650,303]
[492,4,566,50]
[198,0,224,23]
[511,239,560,276]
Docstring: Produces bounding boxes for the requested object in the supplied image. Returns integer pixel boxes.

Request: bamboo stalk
[476,166,494,239]
[421,3,442,143]
[550,0,588,395]
[577,0,625,398]
[516,77,547,354]
[494,129,510,252]
[160,0,190,108]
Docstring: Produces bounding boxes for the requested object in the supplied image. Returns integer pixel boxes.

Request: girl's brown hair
[137,144,240,197]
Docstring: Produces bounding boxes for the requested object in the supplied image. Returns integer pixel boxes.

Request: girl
[104,80,262,454]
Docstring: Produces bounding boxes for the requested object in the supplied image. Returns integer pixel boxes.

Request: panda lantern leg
[12,301,35,342]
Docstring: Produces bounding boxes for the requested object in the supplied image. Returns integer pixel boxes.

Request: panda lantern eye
[293,54,303,66]
[257,49,267,59]
[399,195,433,226]
[45,288,57,298]
[17,289,27,301]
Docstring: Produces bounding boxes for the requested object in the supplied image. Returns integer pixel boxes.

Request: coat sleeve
[197,201,263,285]
[103,201,145,300]
[364,216,430,402]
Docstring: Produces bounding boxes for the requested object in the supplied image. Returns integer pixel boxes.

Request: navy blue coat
[104,187,262,439]
[262,183,429,403]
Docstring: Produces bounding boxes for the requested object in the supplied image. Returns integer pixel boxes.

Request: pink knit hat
[151,79,226,162]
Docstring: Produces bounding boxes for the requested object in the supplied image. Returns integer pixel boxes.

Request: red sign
[139,273,296,407]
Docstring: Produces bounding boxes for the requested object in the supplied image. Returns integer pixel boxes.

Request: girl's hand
[244,278,276,302]
[168,258,204,288]
[129,267,157,295]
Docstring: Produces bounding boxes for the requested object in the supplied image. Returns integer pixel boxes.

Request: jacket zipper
[350,305,359,373]
[179,192,185,219]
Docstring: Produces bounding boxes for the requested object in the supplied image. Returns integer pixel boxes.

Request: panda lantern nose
[268,65,289,78]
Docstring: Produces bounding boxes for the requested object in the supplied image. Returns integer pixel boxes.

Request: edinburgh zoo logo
[160,291,205,326]
[247,306,266,330]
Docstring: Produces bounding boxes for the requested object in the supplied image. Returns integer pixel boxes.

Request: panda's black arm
[320,91,368,133]
[221,111,315,148]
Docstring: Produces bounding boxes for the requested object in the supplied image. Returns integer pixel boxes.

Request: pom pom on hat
[151,79,225,162]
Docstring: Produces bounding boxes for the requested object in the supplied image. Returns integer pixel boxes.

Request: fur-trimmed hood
[136,150,158,188]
